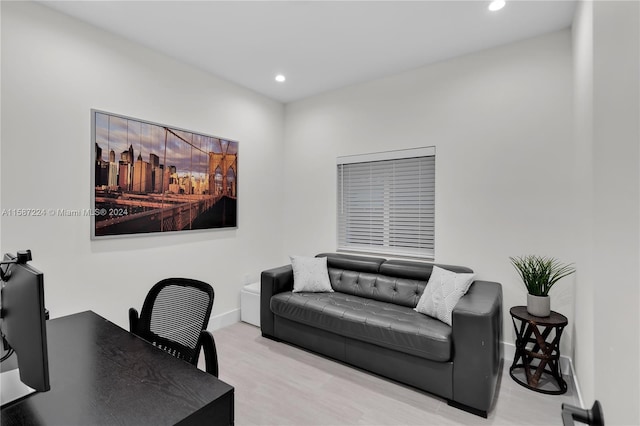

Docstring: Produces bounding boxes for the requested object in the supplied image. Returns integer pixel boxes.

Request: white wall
[572,0,595,409]
[0,2,285,328]
[572,1,639,423]
[283,30,576,353]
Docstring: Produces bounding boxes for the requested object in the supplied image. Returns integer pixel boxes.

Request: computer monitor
[0,251,50,405]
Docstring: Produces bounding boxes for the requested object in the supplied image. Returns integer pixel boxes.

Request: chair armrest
[128,307,140,335]
[451,280,503,414]
[200,330,219,377]
[260,265,293,337]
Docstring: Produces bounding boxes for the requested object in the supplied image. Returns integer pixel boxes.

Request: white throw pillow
[290,255,334,293]
[414,265,475,326]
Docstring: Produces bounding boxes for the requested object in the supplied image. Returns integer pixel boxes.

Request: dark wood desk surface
[1,311,234,425]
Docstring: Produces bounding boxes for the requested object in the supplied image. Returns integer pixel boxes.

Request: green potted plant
[509,255,575,317]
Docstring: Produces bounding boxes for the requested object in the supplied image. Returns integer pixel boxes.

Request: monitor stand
[1,353,36,406]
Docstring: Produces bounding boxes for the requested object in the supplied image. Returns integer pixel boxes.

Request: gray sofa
[260,253,502,417]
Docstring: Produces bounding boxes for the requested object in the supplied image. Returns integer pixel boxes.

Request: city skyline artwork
[92,110,238,238]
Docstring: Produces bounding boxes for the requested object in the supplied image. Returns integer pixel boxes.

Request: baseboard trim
[503,341,583,407]
[209,308,240,331]
[566,355,585,408]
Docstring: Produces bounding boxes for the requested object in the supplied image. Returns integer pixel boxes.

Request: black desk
[1,311,234,425]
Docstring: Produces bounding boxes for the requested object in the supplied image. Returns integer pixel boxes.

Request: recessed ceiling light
[488,0,506,11]
[275,74,286,83]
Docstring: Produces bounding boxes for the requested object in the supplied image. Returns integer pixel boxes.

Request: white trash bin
[240,282,260,327]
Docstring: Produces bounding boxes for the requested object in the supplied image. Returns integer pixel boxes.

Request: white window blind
[337,147,435,259]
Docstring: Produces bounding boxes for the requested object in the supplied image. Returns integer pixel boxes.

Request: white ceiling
[40,1,577,104]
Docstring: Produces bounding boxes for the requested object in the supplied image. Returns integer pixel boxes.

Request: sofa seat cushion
[270,291,452,362]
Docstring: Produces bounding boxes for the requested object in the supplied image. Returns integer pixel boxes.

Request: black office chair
[129,278,219,377]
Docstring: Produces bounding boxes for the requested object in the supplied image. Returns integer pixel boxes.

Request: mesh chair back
[135,278,214,365]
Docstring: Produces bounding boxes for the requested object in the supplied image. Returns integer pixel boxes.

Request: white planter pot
[527,294,550,317]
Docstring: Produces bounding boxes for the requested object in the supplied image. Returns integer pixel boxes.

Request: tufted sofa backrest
[317,253,473,308]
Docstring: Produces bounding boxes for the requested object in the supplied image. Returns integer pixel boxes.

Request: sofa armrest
[260,265,294,337]
[451,280,503,414]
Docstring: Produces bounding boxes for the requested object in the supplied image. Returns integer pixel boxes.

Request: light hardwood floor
[206,322,580,426]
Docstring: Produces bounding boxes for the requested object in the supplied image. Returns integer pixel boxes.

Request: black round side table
[509,306,568,395]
